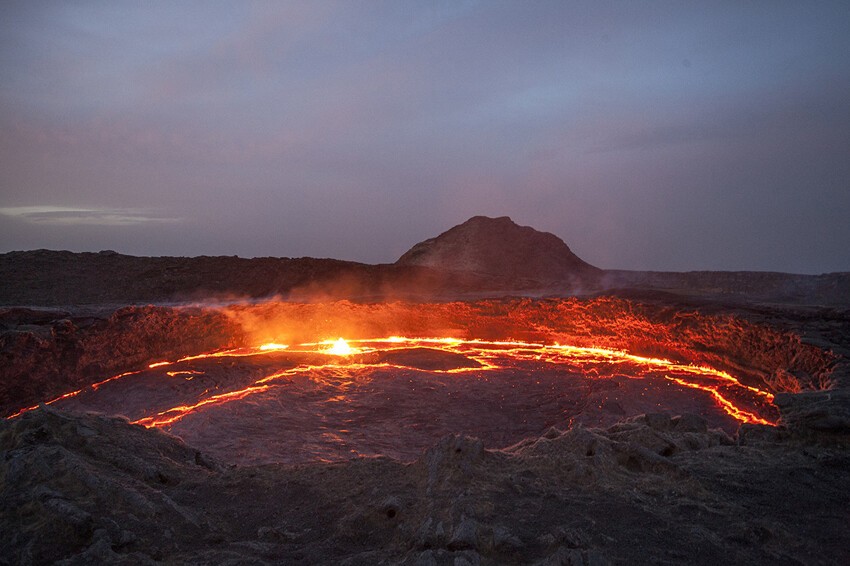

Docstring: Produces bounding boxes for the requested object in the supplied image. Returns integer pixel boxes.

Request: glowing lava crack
[10,337,775,428]
[5,336,780,464]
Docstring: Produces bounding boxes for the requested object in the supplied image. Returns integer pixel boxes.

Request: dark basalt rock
[775,388,850,442]
[3,408,849,565]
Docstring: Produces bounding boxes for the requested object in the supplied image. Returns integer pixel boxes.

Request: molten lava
[324,338,354,356]
[8,336,777,433]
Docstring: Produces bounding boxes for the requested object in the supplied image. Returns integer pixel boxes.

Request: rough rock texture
[0,306,246,416]
[2,408,848,565]
[774,389,850,441]
[396,216,601,286]
[0,408,219,565]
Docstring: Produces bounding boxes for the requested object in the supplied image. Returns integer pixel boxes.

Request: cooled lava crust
[2,297,841,434]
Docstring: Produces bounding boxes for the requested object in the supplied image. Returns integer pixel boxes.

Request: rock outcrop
[0,306,246,417]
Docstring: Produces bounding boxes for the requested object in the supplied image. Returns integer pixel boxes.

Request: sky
[1,1,849,273]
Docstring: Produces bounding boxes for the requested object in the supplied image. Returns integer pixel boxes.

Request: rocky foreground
[2,406,848,565]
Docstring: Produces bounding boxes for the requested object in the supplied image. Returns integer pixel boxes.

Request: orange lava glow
[5,389,83,420]
[133,384,273,427]
[324,338,354,356]
[165,370,204,378]
[6,336,779,429]
[665,376,773,426]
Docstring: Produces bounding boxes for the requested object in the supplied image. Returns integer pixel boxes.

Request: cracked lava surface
[9,337,777,465]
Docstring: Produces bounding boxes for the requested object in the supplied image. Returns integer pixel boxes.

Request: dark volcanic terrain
[2,216,849,565]
[2,216,847,306]
[396,215,602,286]
[4,406,849,565]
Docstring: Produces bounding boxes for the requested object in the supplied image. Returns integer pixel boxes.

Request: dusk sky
[1,1,849,273]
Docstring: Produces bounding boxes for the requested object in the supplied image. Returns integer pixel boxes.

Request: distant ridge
[396,216,601,285]
[2,218,848,306]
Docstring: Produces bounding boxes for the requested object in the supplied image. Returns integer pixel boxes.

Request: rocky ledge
[2,407,848,565]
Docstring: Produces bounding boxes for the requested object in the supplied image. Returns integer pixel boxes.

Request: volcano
[397,215,601,286]
[1,219,850,564]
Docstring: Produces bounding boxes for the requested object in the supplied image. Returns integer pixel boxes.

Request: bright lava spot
[259,343,288,351]
[325,338,354,356]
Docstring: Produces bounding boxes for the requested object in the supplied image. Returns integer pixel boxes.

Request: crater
[3,297,837,466]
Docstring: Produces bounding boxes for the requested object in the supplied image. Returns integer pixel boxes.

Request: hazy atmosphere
[1,1,849,273]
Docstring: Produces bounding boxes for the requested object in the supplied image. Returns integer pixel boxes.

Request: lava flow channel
[8,337,777,432]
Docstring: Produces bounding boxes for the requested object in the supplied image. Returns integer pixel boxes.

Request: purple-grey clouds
[1,1,849,273]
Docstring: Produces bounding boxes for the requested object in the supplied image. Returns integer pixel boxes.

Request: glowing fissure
[6,336,777,427]
[665,376,773,426]
[5,369,142,419]
[133,384,273,428]
[166,370,204,378]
